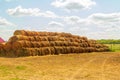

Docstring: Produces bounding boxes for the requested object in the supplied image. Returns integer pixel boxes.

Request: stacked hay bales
[0,30,109,57]
[0,43,6,56]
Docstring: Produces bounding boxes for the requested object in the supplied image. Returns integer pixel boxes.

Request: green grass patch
[0,65,12,77]
[16,65,26,70]
[0,65,9,71]
[10,78,25,80]
[105,44,120,52]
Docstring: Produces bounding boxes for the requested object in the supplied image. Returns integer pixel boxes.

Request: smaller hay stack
[0,43,6,56]
[0,30,109,57]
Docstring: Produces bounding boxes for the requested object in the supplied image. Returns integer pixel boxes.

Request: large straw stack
[0,30,109,57]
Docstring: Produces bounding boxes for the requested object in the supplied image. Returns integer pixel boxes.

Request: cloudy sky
[0,0,120,40]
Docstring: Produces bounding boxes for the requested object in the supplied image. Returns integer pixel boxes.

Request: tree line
[97,39,120,44]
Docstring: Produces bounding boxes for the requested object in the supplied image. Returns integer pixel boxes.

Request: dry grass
[0,52,120,80]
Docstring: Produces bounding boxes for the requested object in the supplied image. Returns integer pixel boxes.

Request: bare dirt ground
[0,52,120,80]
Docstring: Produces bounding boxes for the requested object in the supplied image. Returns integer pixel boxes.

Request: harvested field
[0,52,120,80]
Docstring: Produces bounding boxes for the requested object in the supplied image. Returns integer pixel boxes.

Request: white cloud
[64,16,88,25]
[60,12,120,39]
[5,0,21,2]
[7,6,58,18]
[48,21,64,27]
[0,17,15,26]
[45,21,64,32]
[87,31,120,39]
[6,5,120,39]
[88,13,120,27]
[64,16,81,24]
[64,13,120,29]
[51,0,96,11]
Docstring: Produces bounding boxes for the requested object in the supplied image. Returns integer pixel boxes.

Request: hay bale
[54,41,63,46]
[59,32,72,37]
[3,42,12,51]
[74,38,80,43]
[15,48,30,57]
[40,37,48,41]
[54,47,64,55]
[62,47,67,54]
[33,36,40,41]
[41,47,51,55]
[47,32,58,36]
[75,47,80,53]
[85,47,95,52]
[71,47,76,53]
[18,48,39,56]
[47,36,58,41]
[0,43,6,56]
[8,35,39,42]
[59,37,65,41]
[95,44,102,48]
[4,30,110,57]
[63,41,69,46]
[72,42,79,47]
[49,47,55,55]
[12,41,22,49]
[69,38,75,42]
[68,42,79,46]
[81,37,88,41]
[79,47,84,53]
[14,30,26,35]
[66,47,72,53]
[88,39,97,44]
[40,41,50,47]
[49,41,56,46]
[15,41,31,48]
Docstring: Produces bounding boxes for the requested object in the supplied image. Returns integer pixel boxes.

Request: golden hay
[4,42,12,51]
[0,43,6,56]
[54,41,63,46]
[66,47,72,53]
[79,47,85,53]
[59,32,72,37]
[49,41,56,46]
[49,47,55,55]
[54,47,64,55]
[41,47,51,55]
[2,30,109,57]
[12,41,24,49]
[58,37,65,41]
[63,41,69,46]
[47,36,58,41]
[40,41,50,47]
[14,30,26,35]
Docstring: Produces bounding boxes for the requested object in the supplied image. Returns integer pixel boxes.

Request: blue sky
[0,0,120,40]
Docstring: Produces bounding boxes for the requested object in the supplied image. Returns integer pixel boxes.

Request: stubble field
[0,52,120,80]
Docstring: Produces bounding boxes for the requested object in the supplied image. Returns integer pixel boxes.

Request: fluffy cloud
[5,0,22,2]
[88,13,120,26]
[0,17,15,26]
[7,6,58,18]
[64,13,120,28]
[48,21,64,27]
[64,16,88,25]
[51,0,96,11]
[45,21,64,32]
[64,16,81,24]
[60,12,120,39]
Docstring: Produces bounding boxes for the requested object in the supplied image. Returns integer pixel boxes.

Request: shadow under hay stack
[0,30,109,57]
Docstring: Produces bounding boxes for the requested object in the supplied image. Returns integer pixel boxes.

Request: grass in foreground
[0,52,120,80]
[105,44,120,52]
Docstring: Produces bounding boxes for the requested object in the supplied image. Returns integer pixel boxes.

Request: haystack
[0,30,109,57]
